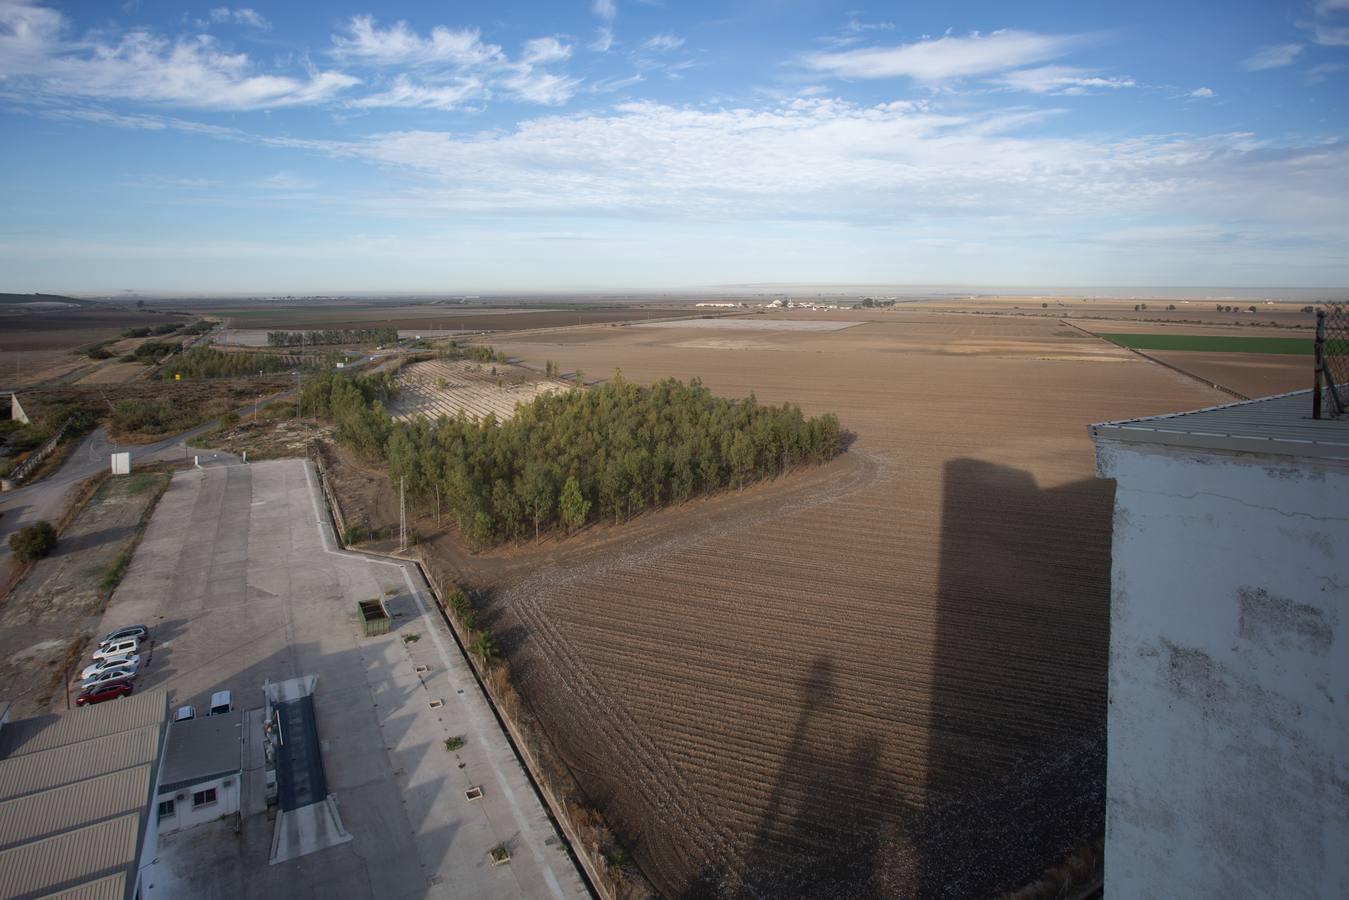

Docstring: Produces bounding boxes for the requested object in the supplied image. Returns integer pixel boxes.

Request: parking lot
[95,458,587,899]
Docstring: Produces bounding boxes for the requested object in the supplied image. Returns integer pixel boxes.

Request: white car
[82,654,140,680]
[93,638,139,661]
[81,666,136,689]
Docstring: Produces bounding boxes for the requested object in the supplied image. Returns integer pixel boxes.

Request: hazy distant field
[209,304,680,332]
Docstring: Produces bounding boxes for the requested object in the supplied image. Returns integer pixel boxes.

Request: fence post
[1314,309,1325,420]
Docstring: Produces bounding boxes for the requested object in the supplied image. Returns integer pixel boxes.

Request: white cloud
[804,30,1085,82]
[590,26,614,52]
[348,74,484,110]
[995,65,1133,94]
[328,16,579,107]
[206,8,269,30]
[331,15,501,67]
[1189,86,1215,98]
[593,0,617,22]
[643,33,684,52]
[1243,43,1303,70]
[522,36,572,66]
[1311,23,1349,45]
[242,99,1347,247]
[500,69,581,105]
[1306,62,1346,83]
[0,2,356,110]
[588,73,643,93]
[1315,0,1349,13]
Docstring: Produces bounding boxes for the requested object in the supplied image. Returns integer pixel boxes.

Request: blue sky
[1,0,1347,294]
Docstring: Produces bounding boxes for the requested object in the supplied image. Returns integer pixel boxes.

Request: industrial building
[0,690,168,899]
[1092,387,1348,897]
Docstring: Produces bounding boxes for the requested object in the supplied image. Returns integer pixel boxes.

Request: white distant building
[1091,388,1348,898]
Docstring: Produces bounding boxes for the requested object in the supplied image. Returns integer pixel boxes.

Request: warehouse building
[0,690,168,900]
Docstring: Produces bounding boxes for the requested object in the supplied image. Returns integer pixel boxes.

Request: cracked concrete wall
[1096,441,1347,899]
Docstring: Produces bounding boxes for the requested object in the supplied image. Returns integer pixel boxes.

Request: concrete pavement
[100,458,587,900]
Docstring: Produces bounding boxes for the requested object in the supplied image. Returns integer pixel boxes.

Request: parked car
[98,625,148,646]
[209,691,232,716]
[81,666,136,689]
[93,638,139,661]
[76,681,134,706]
[81,654,140,680]
[174,706,196,722]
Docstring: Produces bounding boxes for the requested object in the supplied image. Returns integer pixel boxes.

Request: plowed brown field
[1144,350,1309,398]
[416,311,1226,897]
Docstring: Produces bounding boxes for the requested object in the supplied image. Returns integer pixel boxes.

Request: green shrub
[9,521,56,562]
[342,523,369,545]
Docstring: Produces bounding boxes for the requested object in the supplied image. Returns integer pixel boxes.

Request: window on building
[157,799,175,820]
[192,788,217,808]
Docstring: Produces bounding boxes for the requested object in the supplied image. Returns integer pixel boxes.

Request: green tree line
[267,328,399,347]
[313,369,842,547]
[157,347,294,380]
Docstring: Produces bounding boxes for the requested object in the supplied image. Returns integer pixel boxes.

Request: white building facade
[1092,390,1348,898]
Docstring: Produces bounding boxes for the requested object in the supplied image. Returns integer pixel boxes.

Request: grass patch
[99,547,131,594]
[126,473,157,494]
[402,632,421,643]
[444,736,465,751]
[1098,333,1312,355]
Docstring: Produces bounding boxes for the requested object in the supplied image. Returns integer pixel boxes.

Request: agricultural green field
[1098,333,1312,354]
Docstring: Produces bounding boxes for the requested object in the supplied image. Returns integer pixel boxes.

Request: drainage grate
[415,665,430,674]
[465,786,483,801]
[428,699,443,709]
[489,845,511,866]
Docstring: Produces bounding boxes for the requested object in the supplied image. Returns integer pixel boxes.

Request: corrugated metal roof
[0,765,151,851]
[0,725,160,803]
[35,873,125,900]
[0,691,166,760]
[0,813,138,899]
[1091,387,1349,461]
[36,873,125,900]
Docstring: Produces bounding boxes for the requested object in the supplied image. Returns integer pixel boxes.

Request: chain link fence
[1316,303,1349,418]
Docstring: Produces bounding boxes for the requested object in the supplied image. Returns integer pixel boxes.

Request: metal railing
[1314,304,1348,419]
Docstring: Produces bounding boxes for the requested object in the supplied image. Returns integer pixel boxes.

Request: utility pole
[399,477,408,552]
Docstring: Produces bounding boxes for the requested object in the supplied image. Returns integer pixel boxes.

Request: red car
[76,680,134,706]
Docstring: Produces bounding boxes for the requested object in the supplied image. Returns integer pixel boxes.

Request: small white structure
[156,709,243,835]
[111,451,131,475]
[1092,388,1348,899]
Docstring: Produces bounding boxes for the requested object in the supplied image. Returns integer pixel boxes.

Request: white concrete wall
[1096,441,1348,899]
[157,773,241,835]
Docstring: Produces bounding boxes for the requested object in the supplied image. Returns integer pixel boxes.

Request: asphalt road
[0,420,237,586]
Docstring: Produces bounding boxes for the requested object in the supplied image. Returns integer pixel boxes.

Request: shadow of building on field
[918,458,1113,897]
[681,656,904,900]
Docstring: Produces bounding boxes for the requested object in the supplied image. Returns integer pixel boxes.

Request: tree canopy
[315,368,842,547]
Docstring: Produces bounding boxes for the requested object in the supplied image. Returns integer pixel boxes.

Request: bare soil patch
[0,470,170,716]
[1144,351,1310,398]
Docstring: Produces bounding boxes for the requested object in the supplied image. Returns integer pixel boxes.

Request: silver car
[82,654,140,681]
[81,666,137,689]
